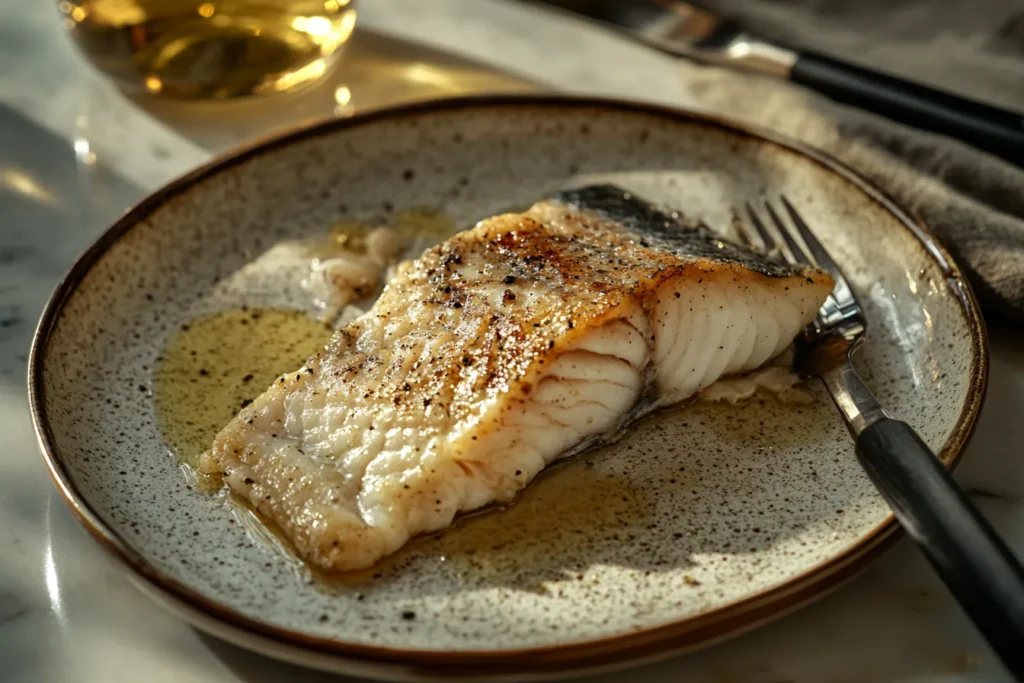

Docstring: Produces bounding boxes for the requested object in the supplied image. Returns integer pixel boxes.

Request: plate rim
[28,94,989,680]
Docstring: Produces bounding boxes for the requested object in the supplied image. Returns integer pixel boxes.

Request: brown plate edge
[27,94,989,681]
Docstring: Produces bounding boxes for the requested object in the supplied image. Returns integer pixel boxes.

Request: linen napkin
[684,0,1024,321]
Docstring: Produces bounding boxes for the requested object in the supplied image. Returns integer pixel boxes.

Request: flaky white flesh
[202,200,832,571]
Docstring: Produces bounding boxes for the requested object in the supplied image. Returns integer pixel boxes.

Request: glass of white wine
[57,0,357,99]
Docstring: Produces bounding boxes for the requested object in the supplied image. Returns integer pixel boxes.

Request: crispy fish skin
[202,186,833,571]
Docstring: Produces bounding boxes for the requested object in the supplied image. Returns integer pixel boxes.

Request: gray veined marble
[1,0,1023,681]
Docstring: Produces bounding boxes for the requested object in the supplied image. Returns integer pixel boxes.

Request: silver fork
[738,197,1024,677]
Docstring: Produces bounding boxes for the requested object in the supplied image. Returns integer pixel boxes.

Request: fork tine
[779,196,849,287]
[763,199,812,266]
[744,202,777,251]
[730,216,757,248]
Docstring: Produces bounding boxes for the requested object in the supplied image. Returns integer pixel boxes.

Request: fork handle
[856,417,1024,675]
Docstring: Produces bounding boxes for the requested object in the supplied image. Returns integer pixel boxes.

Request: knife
[519,0,1024,165]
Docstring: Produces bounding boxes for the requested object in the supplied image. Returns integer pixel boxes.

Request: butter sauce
[153,308,332,472]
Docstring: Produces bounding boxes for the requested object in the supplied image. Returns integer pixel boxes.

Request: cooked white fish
[303,226,405,317]
[201,186,834,571]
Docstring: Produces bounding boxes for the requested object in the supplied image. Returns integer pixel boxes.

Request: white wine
[59,0,357,99]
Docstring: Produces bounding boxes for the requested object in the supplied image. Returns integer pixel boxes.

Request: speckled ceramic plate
[30,96,987,682]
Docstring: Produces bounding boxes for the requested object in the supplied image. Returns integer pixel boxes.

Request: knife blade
[519,0,1024,165]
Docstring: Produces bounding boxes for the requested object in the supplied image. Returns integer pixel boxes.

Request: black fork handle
[856,418,1024,677]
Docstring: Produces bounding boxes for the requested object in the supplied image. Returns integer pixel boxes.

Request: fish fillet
[201,185,834,571]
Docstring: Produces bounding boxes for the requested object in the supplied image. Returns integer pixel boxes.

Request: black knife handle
[856,418,1024,677]
[790,51,1024,165]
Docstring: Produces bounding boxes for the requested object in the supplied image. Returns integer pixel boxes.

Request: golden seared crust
[287,207,829,426]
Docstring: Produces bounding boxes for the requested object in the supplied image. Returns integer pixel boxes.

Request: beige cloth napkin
[684,0,1024,321]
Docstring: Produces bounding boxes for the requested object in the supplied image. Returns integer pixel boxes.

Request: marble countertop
[2,1,1023,681]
